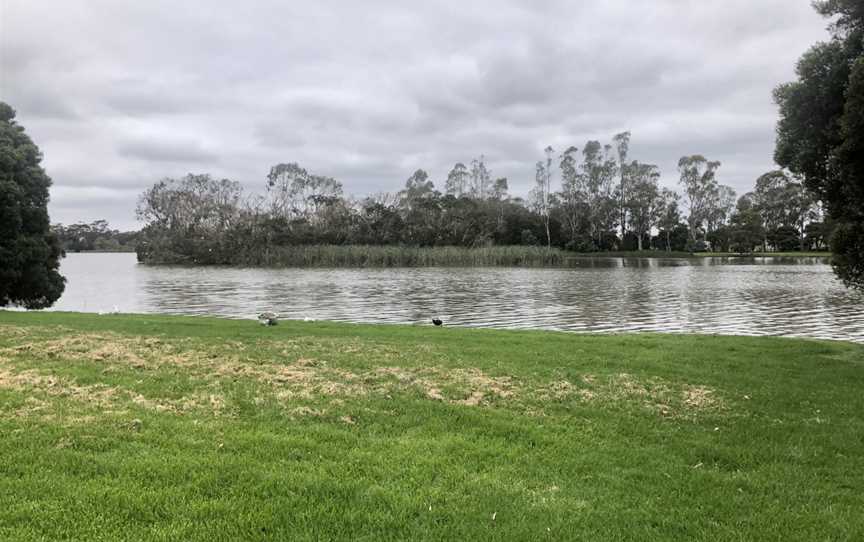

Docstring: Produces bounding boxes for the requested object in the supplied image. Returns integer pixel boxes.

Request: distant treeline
[52,220,139,253]
[134,132,832,266]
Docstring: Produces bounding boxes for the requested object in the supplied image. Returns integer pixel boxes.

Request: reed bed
[236,245,572,267]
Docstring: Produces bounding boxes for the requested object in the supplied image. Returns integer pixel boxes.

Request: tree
[784,181,817,251]
[445,162,469,198]
[752,170,789,250]
[529,146,554,248]
[52,220,138,252]
[580,141,619,249]
[399,169,435,209]
[556,145,586,249]
[705,184,736,234]
[625,161,661,251]
[768,225,801,252]
[0,102,65,309]
[729,203,765,254]
[613,131,631,237]
[468,155,492,199]
[657,189,682,252]
[266,162,343,220]
[774,1,864,288]
[678,155,721,245]
[136,173,243,263]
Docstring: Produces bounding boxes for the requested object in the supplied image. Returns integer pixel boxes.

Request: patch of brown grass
[0,329,725,420]
[535,372,723,417]
[682,385,717,408]
[371,366,514,406]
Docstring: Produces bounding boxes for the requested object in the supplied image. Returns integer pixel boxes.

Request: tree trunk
[637,232,643,251]
[799,218,806,251]
[545,216,551,249]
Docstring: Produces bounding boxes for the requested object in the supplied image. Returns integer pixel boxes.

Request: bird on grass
[432,318,443,326]
[258,312,279,326]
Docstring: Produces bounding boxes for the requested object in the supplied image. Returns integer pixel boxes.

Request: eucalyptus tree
[445,162,469,198]
[753,170,816,251]
[728,195,766,254]
[625,161,662,251]
[469,155,492,199]
[581,141,620,249]
[136,173,244,263]
[356,196,404,245]
[556,145,587,249]
[752,171,789,247]
[527,147,556,248]
[706,185,737,234]
[657,188,683,252]
[487,177,510,233]
[784,181,818,251]
[399,169,435,209]
[266,162,343,220]
[678,155,721,244]
[613,131,631,237]
[400,170,442,245]
[137,174,242,233]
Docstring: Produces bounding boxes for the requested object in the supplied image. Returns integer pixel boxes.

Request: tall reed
[231,245,572,267]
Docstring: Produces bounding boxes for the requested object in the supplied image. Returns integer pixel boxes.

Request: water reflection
[44,253,863,343]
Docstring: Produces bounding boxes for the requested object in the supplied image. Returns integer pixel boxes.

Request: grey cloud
[116,137,219,164]
[1,0,831,230]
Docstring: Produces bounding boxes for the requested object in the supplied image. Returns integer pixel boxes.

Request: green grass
[0,311,862,540]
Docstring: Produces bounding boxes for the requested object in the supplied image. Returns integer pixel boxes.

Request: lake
[44,252,864,343]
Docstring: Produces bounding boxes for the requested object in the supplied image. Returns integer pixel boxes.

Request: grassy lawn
[0,311,861,540]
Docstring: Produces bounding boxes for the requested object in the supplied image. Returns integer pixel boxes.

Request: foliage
[774,2,864,288]
[677,156,736,243]
[52,220,139,252]
[728,207,765,254]
[0,102,65,308]
[133,131,831,265]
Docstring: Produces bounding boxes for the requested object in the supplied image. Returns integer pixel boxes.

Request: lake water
[39,252,864,343]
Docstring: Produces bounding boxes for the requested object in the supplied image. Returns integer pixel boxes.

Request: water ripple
[47,253,864,343]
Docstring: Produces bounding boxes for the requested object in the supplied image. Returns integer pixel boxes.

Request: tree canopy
[774,1,864,288]
[133,132,830,266]
[0,102,65,309]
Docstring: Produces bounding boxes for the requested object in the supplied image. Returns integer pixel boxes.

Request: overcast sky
[1,0,830,230]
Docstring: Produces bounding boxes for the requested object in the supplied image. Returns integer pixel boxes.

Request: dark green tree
[774,1,864,288]
[729,208,765,254]
[0,102,65,308]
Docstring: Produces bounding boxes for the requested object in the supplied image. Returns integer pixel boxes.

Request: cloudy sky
[1,0,830,230]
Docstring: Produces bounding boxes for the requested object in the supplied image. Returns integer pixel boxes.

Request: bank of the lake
[1,311,862,540]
